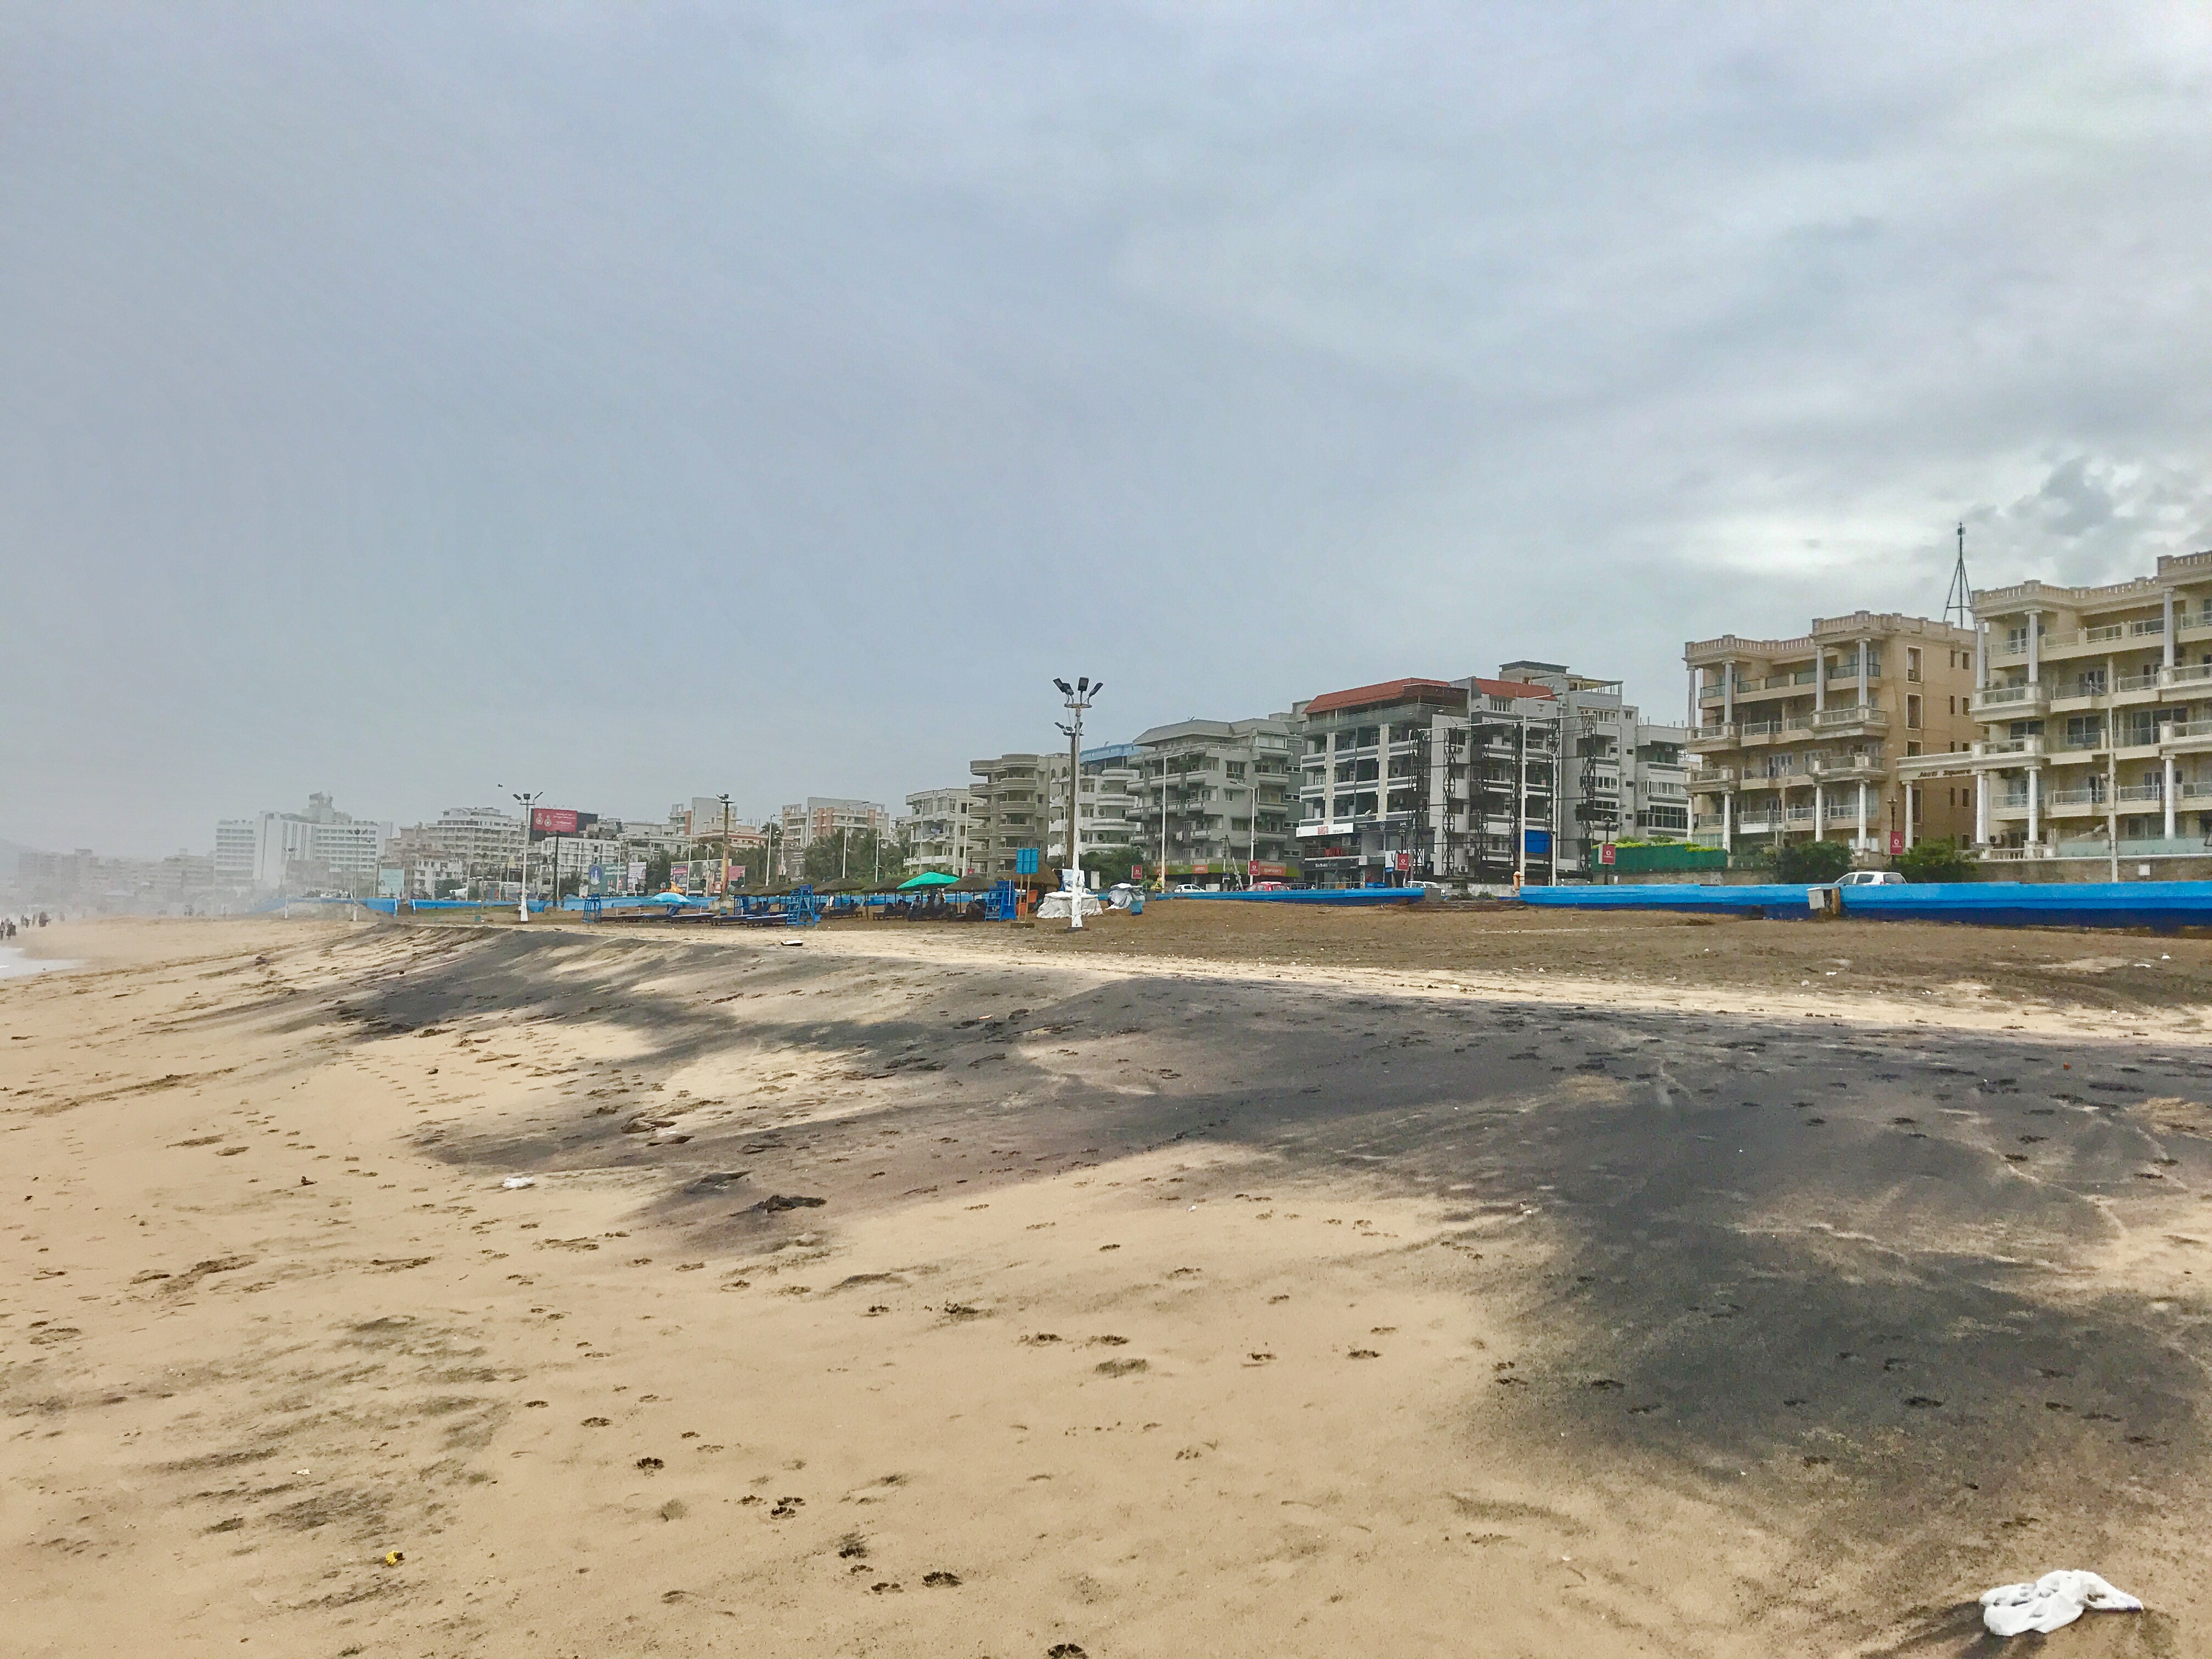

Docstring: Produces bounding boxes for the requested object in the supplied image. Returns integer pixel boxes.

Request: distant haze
[7,4,2212,856]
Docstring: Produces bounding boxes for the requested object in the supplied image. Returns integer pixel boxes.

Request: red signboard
[1248,861,1287,880]
[1395,851,1411,872]
[1599,844,1616,866]
[1889,831,1905,856]
[532,807,581,836]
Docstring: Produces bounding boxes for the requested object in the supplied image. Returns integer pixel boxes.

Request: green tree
[1896,836,1974,883]
[1082,845,1142,887]
[800,827,905,887]
[644,850,672,891]
[1773,839,1853,883]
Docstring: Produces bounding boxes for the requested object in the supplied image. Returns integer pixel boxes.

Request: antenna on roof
[1943,521,1972,630]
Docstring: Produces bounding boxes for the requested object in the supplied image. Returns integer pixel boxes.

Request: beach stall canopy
[898,871,961,890]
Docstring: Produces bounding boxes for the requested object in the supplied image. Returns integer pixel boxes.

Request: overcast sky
[8,3,2212,855]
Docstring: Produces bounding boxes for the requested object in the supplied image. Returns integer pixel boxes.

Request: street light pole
[1054,676,1102,928]
[506,788,541,923]
[718,794,733,909]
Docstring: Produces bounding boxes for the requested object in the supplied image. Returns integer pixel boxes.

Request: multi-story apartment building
[1132,716,1296,882]
[905,786,977,875]
[383,806,525,880]
[1293,675,1562,885]
[1288,664,1677,886]
[1498,662,1692,870]
[1042,745,1148,867]
[1684,612,1977,856]
[1915,550,2212,863]
[215,794,392,890]
[775,797,891,878]
[968,754,1058,877]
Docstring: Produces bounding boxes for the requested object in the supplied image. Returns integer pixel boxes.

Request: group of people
[4,913,45,937]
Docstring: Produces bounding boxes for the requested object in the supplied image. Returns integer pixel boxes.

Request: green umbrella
[897,871,961,890]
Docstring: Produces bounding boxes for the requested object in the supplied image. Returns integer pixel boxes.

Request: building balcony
[1972,735,2046,765]
[1737,719,1815,745]
[1970,682,2050,718]
[2018,617,2168,662]
[1808,756,1884,783]
[1813,704,1888,734]
[2165,719,2212,755]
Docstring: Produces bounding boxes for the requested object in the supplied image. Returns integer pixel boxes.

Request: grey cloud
[5,4,2212,851]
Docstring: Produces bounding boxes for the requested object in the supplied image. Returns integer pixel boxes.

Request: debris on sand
[1980,1570,2142,1637]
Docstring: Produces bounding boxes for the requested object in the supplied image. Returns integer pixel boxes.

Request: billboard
[1523,829,1552,856]
[670,860,690,890]
[529,807,597,840]
[1248,861,1287,880]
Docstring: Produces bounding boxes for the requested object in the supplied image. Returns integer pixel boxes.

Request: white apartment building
[1289,664,1675,887]
[1293,675,1560,885]
[1498,662,1691,868]
[1136,716,1297,880]
[776,797,891,878]
[1906,549,2212,864]
[905,786,977,875]
[386,806,524,875]
[215,794,392,891]
[1045,746,1148,866]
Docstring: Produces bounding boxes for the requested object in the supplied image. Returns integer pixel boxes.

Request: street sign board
[1015,848,1040,876]
[1599,844,1616,866]
[1889,831,1905,856]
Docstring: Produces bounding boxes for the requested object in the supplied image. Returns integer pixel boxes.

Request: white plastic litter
[781,937,805,947]
[1980,1570,2143,1637]
[500,1176,535,1190]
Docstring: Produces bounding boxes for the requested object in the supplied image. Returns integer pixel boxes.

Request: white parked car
[1833,870,1906,887]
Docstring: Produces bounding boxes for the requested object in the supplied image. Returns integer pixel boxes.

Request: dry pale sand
[4,914,2206,1658]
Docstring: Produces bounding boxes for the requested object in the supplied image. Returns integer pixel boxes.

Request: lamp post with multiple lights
[504,788,542,923]
[1054,676,1102,929]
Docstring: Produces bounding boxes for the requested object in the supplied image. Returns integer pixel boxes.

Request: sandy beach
[4,911,2207,1657]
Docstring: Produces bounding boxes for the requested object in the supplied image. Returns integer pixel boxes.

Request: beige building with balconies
[1685,612,1977,856]
[1915,550,2212,865]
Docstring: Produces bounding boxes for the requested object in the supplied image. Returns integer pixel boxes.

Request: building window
[1906,695,1922,729]
[1906,647,1921,682]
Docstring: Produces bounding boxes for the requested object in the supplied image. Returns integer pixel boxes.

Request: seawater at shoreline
[0,946,71,980]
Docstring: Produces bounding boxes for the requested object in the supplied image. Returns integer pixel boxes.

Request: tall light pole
[505,788,541,923]
[717,793,733,907]
[1054,676,1102,928]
